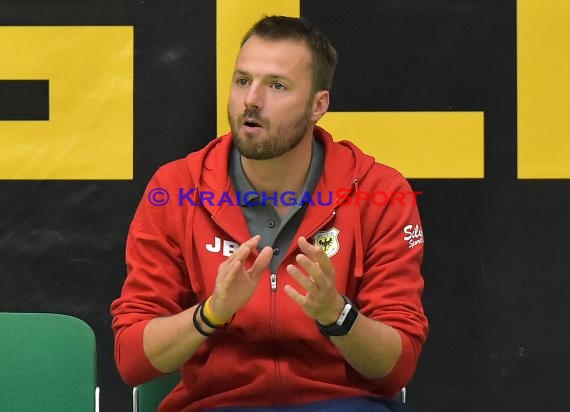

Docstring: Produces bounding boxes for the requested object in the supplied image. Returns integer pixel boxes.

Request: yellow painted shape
[518,0,570,178]
[0,26,133,179]
[319,112,484,178]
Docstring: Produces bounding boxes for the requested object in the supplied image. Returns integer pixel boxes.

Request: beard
[229,103,313,160]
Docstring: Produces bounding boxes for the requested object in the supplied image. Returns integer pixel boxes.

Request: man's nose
[244,82,263,109]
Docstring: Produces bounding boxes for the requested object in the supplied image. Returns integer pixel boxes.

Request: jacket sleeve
[357,171,428,394]
[110,165,194,386]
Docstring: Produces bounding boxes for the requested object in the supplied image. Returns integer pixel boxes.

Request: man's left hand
[284,236,345,325]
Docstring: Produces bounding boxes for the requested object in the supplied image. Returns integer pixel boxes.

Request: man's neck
[240,133,314,196]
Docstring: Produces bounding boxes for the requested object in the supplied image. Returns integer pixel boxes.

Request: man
[111,15,428,411]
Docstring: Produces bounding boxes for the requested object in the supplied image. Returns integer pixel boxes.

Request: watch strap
[316,295,359,337]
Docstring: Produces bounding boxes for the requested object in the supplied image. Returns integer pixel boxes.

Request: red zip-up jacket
[111,126,428,411]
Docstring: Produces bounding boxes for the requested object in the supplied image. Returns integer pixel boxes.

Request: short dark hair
[241,15,338,92]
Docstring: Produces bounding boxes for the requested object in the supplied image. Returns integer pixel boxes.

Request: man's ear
[311,90,330,122]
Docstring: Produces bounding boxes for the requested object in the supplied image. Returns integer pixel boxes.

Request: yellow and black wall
[1,1,568,410]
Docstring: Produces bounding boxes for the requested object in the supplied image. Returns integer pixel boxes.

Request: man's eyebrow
[265,74,291,82]
[233,70,250,77]
[233,70,291,82]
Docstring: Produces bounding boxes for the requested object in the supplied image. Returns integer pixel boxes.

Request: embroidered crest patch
[313,227,340,258]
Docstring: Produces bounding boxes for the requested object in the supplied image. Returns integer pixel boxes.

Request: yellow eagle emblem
[312,227,340,258]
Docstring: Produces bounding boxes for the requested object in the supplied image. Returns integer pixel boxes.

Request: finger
[229,235,260,262]
[298,236,334,276]
[284,284,307,306]
[297,236,319,259]
[247,246,273,278]
[287,264,317,293]
[295,254,324,286]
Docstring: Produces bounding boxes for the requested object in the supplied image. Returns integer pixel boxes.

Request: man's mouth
[243,118,263,128]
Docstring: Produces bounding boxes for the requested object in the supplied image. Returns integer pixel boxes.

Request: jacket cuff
[115,319,165,386]
[376,330,419,395]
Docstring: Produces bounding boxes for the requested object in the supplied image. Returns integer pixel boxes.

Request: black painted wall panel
[0,80,49,120]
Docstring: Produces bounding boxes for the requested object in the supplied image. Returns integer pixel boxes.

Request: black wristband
[200,301,225,329]
[316,295,359,337]
[192,302,213,337]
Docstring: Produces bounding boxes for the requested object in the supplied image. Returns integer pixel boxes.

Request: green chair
[133,370,180,412]
[0,312,99,412]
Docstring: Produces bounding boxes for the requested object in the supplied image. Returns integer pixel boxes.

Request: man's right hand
[210,235,273,322]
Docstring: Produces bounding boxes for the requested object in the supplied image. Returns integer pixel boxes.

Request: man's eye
[236,78,249,87]
[272,82,287,90]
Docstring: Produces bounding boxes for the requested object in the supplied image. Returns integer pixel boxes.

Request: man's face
[228,35,316,160]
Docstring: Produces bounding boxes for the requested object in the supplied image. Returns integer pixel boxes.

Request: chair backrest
[398,387,407,403]
[0,312,97,411]
[133,371,180,412]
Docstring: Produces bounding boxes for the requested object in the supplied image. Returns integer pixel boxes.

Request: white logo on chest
[206,236,239,256]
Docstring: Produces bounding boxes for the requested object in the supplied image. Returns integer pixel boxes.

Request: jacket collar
[183,126,375,249]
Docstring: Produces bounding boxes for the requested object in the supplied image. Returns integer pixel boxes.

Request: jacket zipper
[268,208,338,400]
[210,212,284,397]
[270,273,280,397]
[270,273,277,291]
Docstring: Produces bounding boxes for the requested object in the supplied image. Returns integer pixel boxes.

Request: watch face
[337,303,352,325]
